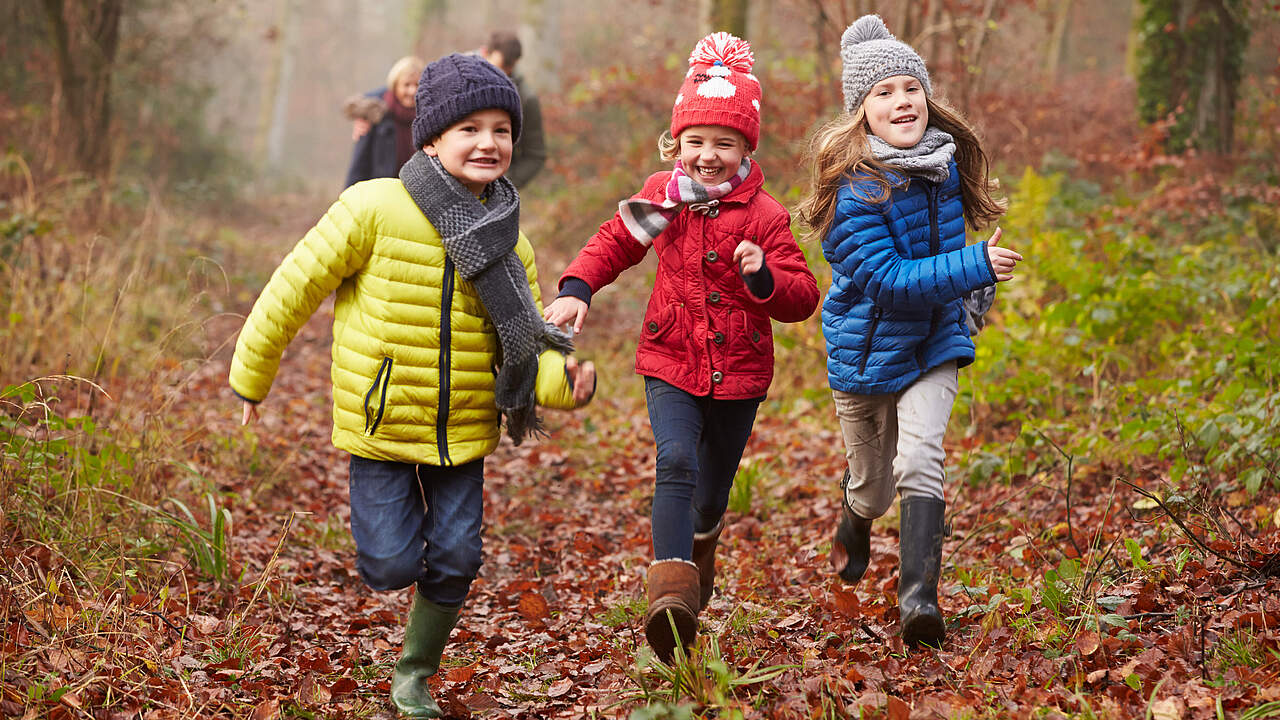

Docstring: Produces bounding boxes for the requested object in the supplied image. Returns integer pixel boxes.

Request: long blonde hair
[797,97,1006,243]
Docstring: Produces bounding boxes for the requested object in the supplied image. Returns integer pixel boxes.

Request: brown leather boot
[643,560,700,663]
[691,519,724,611]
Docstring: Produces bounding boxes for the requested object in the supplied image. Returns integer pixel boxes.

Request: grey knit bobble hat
[411,52,523,149]
[840,15,932,112]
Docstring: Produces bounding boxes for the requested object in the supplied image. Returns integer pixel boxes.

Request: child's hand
[352,118,371,141]
[242,401,259,426]
[564,356,597,407]
[985,228,1023,282]
[734,240,764,275]
[544,296,589,334]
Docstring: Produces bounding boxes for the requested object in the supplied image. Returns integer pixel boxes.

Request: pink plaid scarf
[618,159,752,246]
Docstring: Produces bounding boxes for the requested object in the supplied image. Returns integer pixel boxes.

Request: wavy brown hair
[797,97,1007,243]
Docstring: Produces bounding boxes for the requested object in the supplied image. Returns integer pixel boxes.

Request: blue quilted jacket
[821,160,996,395]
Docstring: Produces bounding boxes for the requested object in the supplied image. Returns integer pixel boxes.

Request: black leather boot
[831,469,873,584]
[898,496,946,649]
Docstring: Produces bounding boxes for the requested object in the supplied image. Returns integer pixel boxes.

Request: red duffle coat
[559,163,819,399]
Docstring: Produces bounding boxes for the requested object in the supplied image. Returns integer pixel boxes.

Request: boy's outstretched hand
[734,239,764,275]
[241,401,259,426]
[564,355,597,407]
[985,228,1023,282]
[544,296,589,334]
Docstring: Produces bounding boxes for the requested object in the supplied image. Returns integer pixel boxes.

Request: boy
[230,53,594,717]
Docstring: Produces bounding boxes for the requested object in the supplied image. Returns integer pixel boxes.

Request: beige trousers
[831,361,958,519]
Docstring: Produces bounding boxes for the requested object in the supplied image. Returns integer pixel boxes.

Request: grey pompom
[841,14,892,49]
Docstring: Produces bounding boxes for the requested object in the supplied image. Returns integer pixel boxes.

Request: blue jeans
[644,377,761,561]
[347,454,484,607]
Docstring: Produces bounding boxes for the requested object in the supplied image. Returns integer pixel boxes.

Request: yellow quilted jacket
[229,178,575,466]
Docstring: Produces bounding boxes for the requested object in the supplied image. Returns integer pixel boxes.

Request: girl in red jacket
[544,33,819,662]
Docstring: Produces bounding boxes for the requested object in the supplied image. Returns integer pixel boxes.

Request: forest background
[1,0,1279,718]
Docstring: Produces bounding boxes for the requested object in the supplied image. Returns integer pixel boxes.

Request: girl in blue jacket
[797,15,1023,649]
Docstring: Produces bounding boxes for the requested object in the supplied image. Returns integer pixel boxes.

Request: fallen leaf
[887,694,910,720]
[777,612,806,629]
[250,699,280,720]
[1150,698,1182,720]
[188,614,221,635]
[547,677,573,697]
[446,665,477,683]
[1075,630,1100,656]
[833,585,860,618]
[517,591,549,621]
[329,678,357,697]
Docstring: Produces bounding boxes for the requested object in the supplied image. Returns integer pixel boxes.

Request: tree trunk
[1045,0,1073,79]
[1136,0,1248,153]
[40,0,123,177]
[255,0,297,171]
[527,0,563,95]
[701,0,749,38]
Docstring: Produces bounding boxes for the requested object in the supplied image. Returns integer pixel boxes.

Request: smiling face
[677,125,748,187]
[393,70,418,109]
[423,108,513,195]
[862,75,929,149]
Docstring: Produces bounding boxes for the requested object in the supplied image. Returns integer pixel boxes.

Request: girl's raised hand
[544,296,590,334]
[733,239,764,275]
[241,401,259,426]
[985,228,1023,282]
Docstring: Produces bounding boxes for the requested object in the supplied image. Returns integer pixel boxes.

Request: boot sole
[644,603,697,663]
[903,613,945,649]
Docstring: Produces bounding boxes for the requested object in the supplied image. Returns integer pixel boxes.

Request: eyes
[683,138,740,151]
[874,84,921,97]
[453,124,512,136]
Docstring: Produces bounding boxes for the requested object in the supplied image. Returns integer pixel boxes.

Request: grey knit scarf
[868,126,955,184]
[399,151,573,444]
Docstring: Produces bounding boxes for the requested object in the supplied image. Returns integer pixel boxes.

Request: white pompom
[689,32,754,72]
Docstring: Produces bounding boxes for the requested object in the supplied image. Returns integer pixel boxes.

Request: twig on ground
[1119,478,1260,575]
[1035,428,1086,559]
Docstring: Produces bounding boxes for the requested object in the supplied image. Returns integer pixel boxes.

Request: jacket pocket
[363,356,393,435]
[640,303,684,358]
[857,306,883,375]
[727,310,770,364]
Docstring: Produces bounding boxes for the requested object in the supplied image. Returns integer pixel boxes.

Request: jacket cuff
[231,387,262,405]
[741,260,774,300]
[974,240,997,285]
[557,277,593,306]
[534,350,576,410]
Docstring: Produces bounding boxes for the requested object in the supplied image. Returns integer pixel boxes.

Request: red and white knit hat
[670,32,761,151]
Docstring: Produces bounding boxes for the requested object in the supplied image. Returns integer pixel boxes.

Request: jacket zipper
[363,356,393,435]
[859,306,882,375]
[918,183,942,368]
[437,257,455,465]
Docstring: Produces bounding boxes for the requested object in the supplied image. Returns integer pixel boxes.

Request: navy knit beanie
[411,53,523,149]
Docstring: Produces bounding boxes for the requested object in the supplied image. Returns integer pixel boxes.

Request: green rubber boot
[390,594,459,718]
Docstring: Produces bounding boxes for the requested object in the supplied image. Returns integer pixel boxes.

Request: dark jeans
[347,454,484,607]
[644,377,761,561]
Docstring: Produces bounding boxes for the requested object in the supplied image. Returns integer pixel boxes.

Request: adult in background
[350,31,547,189]
[343,56,425,188]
